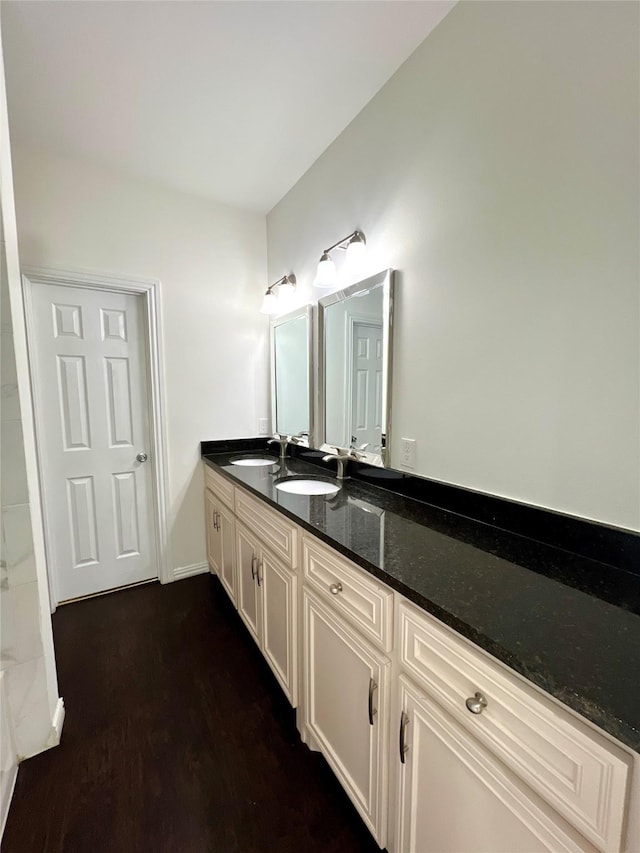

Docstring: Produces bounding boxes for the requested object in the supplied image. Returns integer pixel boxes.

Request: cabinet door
[303,587,390,846]
[395,676,594,853]
[236,523,260,644]
[205,489,221,575]
[260,551,297,706]
[217,501,236,604]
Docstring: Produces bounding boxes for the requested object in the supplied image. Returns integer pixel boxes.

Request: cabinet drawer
[398,601,631,853]
[303,535,393,652]
[204,464,234,509]
[235,489,298,568]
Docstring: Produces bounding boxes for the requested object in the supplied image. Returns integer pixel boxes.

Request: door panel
[104,357,134,445]
[30,283,156,601]
[236,523,260,644]
[205,490,219,573]
[67,476,99,566]
[218,501,236,604]
[303,587,389,845]
[261,552,297,705]
[57,354,91,449]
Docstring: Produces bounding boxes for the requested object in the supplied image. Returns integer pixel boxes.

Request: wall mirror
[270,305,314,445]
[318,269,394,467]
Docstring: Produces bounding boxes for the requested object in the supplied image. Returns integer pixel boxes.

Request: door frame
[22,266,172,608]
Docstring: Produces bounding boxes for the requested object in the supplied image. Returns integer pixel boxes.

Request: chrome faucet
[289,430,309,446]
[321,446,366,480]
[267,433,291,460]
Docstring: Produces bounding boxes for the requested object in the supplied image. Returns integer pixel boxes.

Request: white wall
[11,147,269,573]
[267,0,640,531]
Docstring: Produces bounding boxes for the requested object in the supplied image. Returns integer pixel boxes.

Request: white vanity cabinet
[394,675,596,853]
[236,519,298,706]
[202,464,636,853]
[392,601,632,853]
[203,463,299,706]
[301,535,394,847]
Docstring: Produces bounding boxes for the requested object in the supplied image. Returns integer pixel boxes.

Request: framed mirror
[270,305,314,445]
[318,269,394,467]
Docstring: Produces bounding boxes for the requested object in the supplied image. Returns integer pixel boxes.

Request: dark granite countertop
[202,449,640,753]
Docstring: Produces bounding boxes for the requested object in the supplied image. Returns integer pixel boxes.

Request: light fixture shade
[278,277,296,303]
[345,232,367,269]
[260,289,279,315]
[314,252,337,288]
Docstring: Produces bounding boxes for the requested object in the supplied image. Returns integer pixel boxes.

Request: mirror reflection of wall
[270,307,312,441]
[320,270,393,466]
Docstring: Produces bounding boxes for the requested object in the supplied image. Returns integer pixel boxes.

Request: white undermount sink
[230,456,277,467]
[275,477,340,496]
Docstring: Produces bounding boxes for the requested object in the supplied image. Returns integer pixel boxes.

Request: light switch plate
[401,438,417,468]
[258,418,269,436]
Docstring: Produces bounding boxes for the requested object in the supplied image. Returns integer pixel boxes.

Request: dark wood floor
[3,574,381,852]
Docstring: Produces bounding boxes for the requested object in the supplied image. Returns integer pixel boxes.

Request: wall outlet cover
[258,418,269,436]
[401,438,417,468]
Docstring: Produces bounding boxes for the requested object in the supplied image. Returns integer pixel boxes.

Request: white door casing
[24,269,170,602]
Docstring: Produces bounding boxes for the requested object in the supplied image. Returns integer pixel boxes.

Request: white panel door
[395,676,593,853]
[350,321,383,450]
[30,283,156,601]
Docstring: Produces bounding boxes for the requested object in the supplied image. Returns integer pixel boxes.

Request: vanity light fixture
[260,274,297,315]
[314,230,366,288]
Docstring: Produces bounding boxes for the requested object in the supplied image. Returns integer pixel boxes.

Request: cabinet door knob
[399,711,409,764]
[465,692,488,715]
[329,582,343,595]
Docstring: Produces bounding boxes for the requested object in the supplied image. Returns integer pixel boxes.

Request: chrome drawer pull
[329,582,343,595]
[465,691,488,715]
[257,559,263,587]
[368,678,378,725]
[399,711,409,764]
[251,555,257,581]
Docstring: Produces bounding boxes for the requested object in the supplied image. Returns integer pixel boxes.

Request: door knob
[136,452,148,463]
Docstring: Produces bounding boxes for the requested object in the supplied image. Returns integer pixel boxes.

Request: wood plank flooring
[2,574,382,852]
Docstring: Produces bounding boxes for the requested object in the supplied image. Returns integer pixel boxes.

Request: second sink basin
[230,456,277,467]
[275,476,340,496]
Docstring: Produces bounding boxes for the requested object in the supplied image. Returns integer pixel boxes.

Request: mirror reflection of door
[349,321,383,451]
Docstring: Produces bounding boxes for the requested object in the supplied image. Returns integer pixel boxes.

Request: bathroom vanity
[201,445,640,853]
[200,266,639,851]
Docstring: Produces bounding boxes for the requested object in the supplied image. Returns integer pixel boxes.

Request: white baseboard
[46,697,65,748]
[173,562,209,581]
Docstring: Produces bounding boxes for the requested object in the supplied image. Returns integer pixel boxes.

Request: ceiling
[1,0,454,213]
